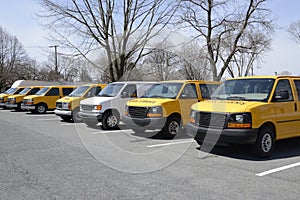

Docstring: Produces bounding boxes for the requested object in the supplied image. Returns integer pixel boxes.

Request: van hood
[127,98,175,107]
[191,100,260,113]
[57,96,81,103]
[8,94,24,99]
[23,95,40,100]
[80,96,113,105]
[0,94,9,98]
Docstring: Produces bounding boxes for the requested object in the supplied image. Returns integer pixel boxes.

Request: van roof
[227,75,300,80]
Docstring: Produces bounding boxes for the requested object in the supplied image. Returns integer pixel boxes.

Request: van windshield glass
[141,83,183,99]
[19,88,31,95]
[69,86,90,97]
[35,87,49,95]
[98,83,124,97]
[4,88,15,94]
[212,78,275,102]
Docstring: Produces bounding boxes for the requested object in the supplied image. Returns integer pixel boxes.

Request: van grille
[128,106,148,118]
[81,104,94,111]
[56,102,62,109]
[196,112,227,129]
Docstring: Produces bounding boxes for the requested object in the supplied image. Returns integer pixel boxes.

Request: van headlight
[189,110,197,123]
[62,102,70,110]
[227,113,252,128]
[147,106,162,118]
[93,105,102,110]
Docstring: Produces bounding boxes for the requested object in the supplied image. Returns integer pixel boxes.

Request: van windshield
[212,78,275,102]
[4,88,15,94]
[141,83,183,99]
[19,87,31,95]
[98,83,124,97]
[69,86,90,97]
[35,87,49,95]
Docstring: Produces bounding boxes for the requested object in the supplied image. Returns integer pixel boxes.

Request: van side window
[85,86,102,98]
[63,88,74,96]
[179,84,197,99]
[273,79,293,102]
[293,80,300,100]
[121,84,137,98]
[200,84,219,99]
[46,88,60,96]
[28,88,40,95]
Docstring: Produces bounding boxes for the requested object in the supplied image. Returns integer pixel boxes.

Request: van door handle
[295,103,297,111]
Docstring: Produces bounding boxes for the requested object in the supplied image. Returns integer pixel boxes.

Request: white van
[79,81,154,130]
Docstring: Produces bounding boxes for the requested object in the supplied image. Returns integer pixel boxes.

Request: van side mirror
[121,91,128,98]
[275,90,289,101]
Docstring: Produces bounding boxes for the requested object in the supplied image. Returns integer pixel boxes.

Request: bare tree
[287,20,300,44]
[227,31,271,77]
[179,0,274,81]
[39,0,178,82]
[0,26,36,91]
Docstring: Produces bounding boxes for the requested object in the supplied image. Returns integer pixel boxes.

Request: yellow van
[21,85,77,114]
[123,80,220,138]
[187,76,300,157]
[0,87,26,109]
[55,84,106,122]
[6,86,44,111]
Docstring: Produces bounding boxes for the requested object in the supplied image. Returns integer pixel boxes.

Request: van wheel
[101,111,119,130]
[253,126,275,158]
[35,103,47,114]
[72,108,82,123]
[161,116,181,139]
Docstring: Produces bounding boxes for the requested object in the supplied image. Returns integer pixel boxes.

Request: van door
[272,79,298,139]
[178,83,198,126]
[119,84,138,116]
[45,87,60,109]
[292,79,300,137]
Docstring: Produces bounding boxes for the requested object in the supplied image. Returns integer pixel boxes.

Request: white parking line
[256,162,300,177]
[91,129,133,134]
[23,114,55,117]
[147,139,193,148]
[38,118,60,121]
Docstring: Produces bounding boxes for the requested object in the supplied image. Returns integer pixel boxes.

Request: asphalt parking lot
[0,109,299,199]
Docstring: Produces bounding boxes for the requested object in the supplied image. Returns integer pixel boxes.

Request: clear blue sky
[1,0,300,75]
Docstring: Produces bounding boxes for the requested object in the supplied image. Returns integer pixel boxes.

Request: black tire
[14,103,21,111]
[101,111,119,130]
[60,116,72,122]
[72,108,82,123]
[35,103,47,114]
[161,116,181,139]
[253,126,275,158]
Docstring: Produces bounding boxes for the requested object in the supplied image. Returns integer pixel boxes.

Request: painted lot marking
[256,162,300,177]
[147,139,193,148]
[38,118,60,121]
[91,129,133,134]
[23,114,55,117]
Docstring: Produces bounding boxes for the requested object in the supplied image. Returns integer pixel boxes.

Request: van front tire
[161,116,181,139]
[35,103,47,114]
[101,111,119,130]
[253,126,275,158]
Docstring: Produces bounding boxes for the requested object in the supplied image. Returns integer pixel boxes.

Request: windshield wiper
[227,96,246,100]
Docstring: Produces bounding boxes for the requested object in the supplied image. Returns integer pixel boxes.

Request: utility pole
[49,45,59,80]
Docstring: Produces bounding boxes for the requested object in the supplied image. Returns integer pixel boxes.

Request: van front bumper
[21,104,35,110]
[78,111,103,121]
[6,103,18,108]
[54,109,72,116]
[186,123,258,145]
[122,115,166,130]
[0,102,6,107]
